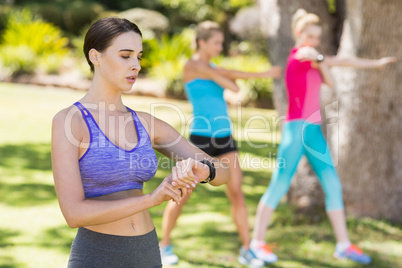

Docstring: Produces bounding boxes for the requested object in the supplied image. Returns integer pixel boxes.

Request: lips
[126,75,137,84]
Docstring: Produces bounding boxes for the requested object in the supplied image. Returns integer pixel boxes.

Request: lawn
[0,82,401,268]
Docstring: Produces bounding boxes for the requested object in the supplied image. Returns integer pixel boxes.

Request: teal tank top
[185,78,231,138]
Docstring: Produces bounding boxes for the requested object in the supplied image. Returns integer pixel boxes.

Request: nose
[131,60,141,72]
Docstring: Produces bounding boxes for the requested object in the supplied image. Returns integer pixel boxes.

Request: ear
[89,49,101,67]
[198,39,206,49]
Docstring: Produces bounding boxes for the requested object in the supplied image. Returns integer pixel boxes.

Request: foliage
[118,8,169,40]
[158,0,254,34]
[144,29,193,98]
[0,8,69,76]
[159,0,254,22]
[0,5,12,32]
[2,9,68,56]
[214,54,274,108]
[27,1,104,35]
[0,45,36,75]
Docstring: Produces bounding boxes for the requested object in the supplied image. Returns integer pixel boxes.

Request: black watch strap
[199,160,216,184]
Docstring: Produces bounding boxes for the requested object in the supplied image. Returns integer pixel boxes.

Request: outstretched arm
[325,56,397,68]
[184,60,240,92]
[213,66,282,80]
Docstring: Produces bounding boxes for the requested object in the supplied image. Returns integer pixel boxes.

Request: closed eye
[121,55,130,59]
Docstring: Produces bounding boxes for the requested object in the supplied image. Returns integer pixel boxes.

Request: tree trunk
[258,0,345,214]
[259,0,402,222]
[330,0,402,222]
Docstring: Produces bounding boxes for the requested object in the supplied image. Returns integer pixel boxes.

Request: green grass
[0,82,401,267]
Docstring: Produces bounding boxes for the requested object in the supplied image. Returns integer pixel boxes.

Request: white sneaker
[238,246,265,268]
[250,242,278,263]
[160,244,179,266]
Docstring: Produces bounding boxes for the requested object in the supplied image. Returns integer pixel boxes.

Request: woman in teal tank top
[160,20,281,267]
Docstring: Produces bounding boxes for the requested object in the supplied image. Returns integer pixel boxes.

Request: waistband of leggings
[74,227,157,251]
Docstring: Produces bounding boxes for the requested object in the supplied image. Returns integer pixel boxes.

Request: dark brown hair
[84,17,142,72]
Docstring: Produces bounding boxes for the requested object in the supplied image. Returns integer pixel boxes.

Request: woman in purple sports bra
[51,17,230,268]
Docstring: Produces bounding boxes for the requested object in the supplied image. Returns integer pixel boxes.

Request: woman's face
[200,30,224,58]
[95,31,143,92]
[298,24,322,48]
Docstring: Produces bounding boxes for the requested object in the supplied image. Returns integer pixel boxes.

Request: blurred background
[0,0,401,267]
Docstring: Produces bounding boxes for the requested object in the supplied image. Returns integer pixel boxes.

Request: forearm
[318,61,334,88]
[326,56,380,68]
[208,160,230,186]
[219,70,266,80]
[207,69,240,92]
[62,194,155,228]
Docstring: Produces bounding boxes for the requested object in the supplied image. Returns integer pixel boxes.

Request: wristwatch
[199,160,216,184]
[316,54,325,63]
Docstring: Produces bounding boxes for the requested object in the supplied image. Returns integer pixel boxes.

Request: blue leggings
[261,120,344,211]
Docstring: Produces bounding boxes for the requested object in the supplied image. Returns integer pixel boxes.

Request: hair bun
[292,9,307,30]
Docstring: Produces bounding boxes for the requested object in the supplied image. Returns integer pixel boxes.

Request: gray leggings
[68,227,162,268]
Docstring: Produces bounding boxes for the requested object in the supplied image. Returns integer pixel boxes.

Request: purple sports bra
[74,102,157,198]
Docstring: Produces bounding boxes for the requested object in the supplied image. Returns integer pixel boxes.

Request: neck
[295,40,303,48]
[193,50,212,63]
[81,72,126,112]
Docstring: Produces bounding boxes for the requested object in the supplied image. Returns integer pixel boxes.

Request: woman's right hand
[295,46,320,62]
[376,57,397,68]
[149,175,183,206]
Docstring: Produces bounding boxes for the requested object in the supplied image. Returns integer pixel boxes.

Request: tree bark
[330,0,402,222]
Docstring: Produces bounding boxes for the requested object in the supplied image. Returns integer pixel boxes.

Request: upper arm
[51,108,86,222]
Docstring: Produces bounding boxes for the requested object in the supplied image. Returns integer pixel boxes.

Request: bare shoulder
[135,110,154,135]
[52,105,86,142]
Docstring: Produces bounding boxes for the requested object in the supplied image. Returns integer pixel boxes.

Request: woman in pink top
[249,9,396,265]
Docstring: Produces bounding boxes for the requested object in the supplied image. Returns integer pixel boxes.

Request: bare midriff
[84,189,154,236]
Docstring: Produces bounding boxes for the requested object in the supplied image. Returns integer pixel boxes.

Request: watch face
[317,54,324,62]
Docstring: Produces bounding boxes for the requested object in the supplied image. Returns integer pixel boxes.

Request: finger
[183,159,197,186]
[179,187,187,198]
[166,186,182,204]
[176,160,195,185]
[176,163,193,188]
[172,166,191,189]
[176,162,184,181]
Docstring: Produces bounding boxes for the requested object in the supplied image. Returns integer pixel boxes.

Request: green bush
[26,1,104,36]
[0,45,36,76]
[1,9,69,56]
[0,8,69,77]
[0,5,12,33]
[145,29,193,98]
